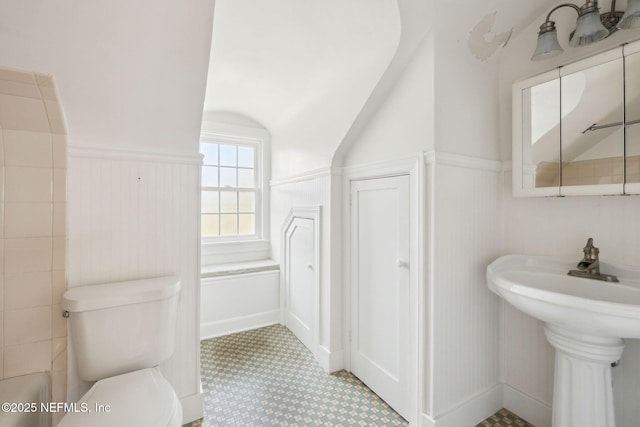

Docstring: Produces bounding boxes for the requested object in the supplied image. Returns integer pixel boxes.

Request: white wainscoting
[503,384,552,427]
[421,385,503,427]
[423,151,503,425]
[280,207,322,367]
[200,270,280,339]
[270,169,344,371]
[502,169,640,426]
[67,145,203,423]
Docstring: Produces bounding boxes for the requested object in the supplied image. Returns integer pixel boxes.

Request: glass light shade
[618,0,640,29]
[532,29,564,61]
[570,11,609,47]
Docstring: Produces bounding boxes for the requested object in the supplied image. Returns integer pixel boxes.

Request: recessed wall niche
[0,66,67,421]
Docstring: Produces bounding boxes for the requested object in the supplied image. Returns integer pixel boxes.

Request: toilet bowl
[57,368,182,427]
[58,276,182,427]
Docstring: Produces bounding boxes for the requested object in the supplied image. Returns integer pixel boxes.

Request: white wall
[205,0,402,180]
[425,158,503,423]
[270,172,344,371]
[0,0,214,155]
[499,5,640,426]
[200,271,280,339]
[340,2,506,422]
[0,1,215,423]
[342,31,435,165]
[66,151,203,422]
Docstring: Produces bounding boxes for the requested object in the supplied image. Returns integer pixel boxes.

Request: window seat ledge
[201,259,280,278]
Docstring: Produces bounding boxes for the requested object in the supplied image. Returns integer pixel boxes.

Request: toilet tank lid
[62,276,181,313]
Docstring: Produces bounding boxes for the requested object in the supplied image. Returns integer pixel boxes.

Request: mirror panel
[626,49,640,186]
[560,58,624,189]
[522,78,561,189]
[512,42,640,197]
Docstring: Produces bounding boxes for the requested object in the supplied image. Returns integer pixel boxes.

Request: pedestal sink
[487,254,640,427]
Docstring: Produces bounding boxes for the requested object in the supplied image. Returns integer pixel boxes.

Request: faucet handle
[583,238,599,261]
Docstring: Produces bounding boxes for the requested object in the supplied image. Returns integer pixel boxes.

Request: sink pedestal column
[544,325,625,427]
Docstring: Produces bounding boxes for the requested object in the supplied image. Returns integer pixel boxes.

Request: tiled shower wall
[535,156,640,188]
[0,67,67,404]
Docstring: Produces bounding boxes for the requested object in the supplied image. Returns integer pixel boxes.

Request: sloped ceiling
[203,0,561,177]
[203,0,400,177]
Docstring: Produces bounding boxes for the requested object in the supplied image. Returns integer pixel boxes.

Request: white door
[284,216,315,351]
[350,175,411,420]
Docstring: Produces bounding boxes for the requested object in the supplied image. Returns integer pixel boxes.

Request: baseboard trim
[200,310,280,340]
[420,384,503,427]
[316,345,344,373]
[503,384,552,427]
[180,392,204,424]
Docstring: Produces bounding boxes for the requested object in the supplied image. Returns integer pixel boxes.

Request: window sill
[201,259,279,279]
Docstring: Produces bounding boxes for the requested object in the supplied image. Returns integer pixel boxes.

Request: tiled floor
[475,408,535,427]
[185,325,534,426]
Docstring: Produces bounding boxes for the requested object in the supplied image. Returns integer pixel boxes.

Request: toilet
[58,276,183,427]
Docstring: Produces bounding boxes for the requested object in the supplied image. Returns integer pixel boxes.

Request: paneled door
[350,175,411,420]
[284,216,316,352]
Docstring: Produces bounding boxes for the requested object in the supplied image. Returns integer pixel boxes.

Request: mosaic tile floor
[475,408,536,427]
[184,325,534,427]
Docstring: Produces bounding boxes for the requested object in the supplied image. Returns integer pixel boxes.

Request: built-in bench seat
[200,260,281,339]
[201,259,280,278]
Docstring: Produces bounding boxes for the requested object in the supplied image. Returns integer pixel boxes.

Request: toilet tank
[61,276,181,381]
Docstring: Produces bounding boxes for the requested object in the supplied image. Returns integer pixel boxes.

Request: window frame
[199,124,270,261]
[201,137,260,241]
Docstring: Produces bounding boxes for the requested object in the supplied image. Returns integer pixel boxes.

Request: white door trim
[341,153,425,426]
[280,206,322,362]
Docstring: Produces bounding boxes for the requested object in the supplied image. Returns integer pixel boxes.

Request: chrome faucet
[577,237,600,274]
[568,238,619,282]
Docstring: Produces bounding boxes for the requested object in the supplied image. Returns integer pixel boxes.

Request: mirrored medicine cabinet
[512,39,640,197]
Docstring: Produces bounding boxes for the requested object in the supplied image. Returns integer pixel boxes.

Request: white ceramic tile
[0,68,36,85]
[51,369,67,404]
[53,203,65,237]
[4,306,52,345]
[4,238,52,275]
[53,169,66,202]
[52,271,66,305]
[33,73,49,85]
[4,167,52,202]
[44,100,66,134]
[0,94,49,132]
[4,202,53,238]
[0,270,3,312]
[52,134,67,169]
[51,304,66,339]
[52,237,65,271]
[0,130,4,166]
[35,74,57,101]
[4,340,51,377]
[4,272,52,310]
[2,129,52,167]
[52,346,66,373]
[0,80,40,99]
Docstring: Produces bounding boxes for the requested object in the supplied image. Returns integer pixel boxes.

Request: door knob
[396,258,409,269]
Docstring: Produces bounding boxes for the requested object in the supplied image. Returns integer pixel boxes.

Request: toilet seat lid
[58,367,182,427]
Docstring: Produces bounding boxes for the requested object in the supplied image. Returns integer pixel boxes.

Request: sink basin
[487,254,640,427]
[487,254,640,339]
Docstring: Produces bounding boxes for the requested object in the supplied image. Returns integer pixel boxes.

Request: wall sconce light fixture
[531,0,640,61]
